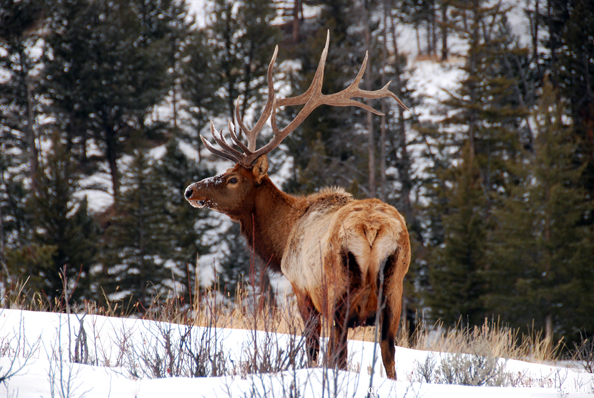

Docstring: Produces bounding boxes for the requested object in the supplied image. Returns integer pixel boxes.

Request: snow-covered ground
[1,309,592,397]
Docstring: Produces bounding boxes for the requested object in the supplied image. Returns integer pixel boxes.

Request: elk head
[184,31,407,218]
[184,155,269,220]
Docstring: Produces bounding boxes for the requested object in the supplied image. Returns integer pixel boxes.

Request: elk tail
[365,226,398,300]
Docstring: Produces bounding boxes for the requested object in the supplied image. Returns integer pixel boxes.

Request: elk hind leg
[379,255,403,380]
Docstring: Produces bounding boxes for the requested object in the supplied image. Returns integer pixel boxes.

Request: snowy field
[1,309,592,398]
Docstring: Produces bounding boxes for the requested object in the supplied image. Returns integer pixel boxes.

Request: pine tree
[281,0,374,197]
[0,117,31,276]
[0,0,45,285]
[486,80,592,344]
[42,0,171,200]
[154,137,216,303]
[25,133,100,301]
[42,0,98,165]
[556,0,594,192]
[130,0,193,132]
[208,0,281,121]
[427,144,488,325]
[0,0,46,193]
[424,0,530,326]
[180,29,225,159]
[218,223,253,299]
[100,148,172,308]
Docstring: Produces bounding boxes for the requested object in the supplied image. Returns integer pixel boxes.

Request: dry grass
[411,318,563,362]
[1,277,564,364]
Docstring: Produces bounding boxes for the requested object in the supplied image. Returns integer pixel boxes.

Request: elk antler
[201,31,408,168]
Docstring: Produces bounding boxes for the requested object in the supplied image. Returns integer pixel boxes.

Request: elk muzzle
[184,184,208,208]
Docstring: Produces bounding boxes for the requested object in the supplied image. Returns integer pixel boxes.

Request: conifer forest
[1,0,593,348]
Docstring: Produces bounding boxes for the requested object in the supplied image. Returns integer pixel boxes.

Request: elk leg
[380,302,398,379]
[295,289,321,366]
[328,301,349,370]
[379,256,403,380]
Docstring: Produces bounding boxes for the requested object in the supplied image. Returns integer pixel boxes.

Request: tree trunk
[441,3,449,61]
[467,0,480,161]
[389,6,413,222]
[416,25,421,55]
[105,129,120,200]
[172,79,178,131]
[532,0,539,68]
[197,107,203,164]
[431,2,437,55]
[547,0,556,81]
[379,0,388,202]
[363,0,375,198]
[0,174,5,267]
[25,76,39,194]
[292,0,300,44]
[427,19,432,55]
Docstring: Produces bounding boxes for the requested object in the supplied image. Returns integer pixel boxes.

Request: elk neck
[236,176,305,274]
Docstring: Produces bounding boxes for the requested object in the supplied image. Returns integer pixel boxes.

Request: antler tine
[201,135,239,163]
[200,122,242,163]
[337,51,409,112]
[234,45,279,151]
[275,30,330,108]
[228,120,250,153]
[212,125,241,156]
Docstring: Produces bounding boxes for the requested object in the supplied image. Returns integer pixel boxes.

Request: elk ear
[252,155,269,183]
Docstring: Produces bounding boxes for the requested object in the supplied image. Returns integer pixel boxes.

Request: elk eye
[228,177,238,184]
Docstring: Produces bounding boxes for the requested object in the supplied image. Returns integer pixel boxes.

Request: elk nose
[185,187,193,199]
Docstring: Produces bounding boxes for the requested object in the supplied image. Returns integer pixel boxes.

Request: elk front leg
[328,303,349,370]
[294,288,321,366]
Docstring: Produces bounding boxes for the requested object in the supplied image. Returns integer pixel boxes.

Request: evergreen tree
[0,0,46,287]
[154,137,216,302]
[100,138,215,307]
[486,81,593,344]
[130,0,193,131]
[281,0,374,196]
[25,133,100,301]
[424,1,529,326]
[0,0,46,193]
[42,0,171,200]
[218,223,252,299]
[180,29,225,158]
[427,144,488,325]
[100,148,172,307]
[556,0,594,192]
[0,119,31,276]
[538,0,594,191]
[42,0,97,165]
[208,0,281,121]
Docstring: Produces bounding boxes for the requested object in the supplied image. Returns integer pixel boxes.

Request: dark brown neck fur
[236,176,307,273]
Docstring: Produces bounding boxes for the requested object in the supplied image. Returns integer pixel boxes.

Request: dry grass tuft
[1,276,564,363]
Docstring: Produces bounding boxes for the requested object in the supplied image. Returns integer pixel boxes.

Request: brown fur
[185,156,411,379]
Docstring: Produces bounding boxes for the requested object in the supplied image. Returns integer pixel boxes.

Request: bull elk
[184,32,411,379]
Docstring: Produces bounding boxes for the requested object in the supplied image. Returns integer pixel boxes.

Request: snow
[75,172,114,213]
[186,0,208,28]
[1,309,592,397]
